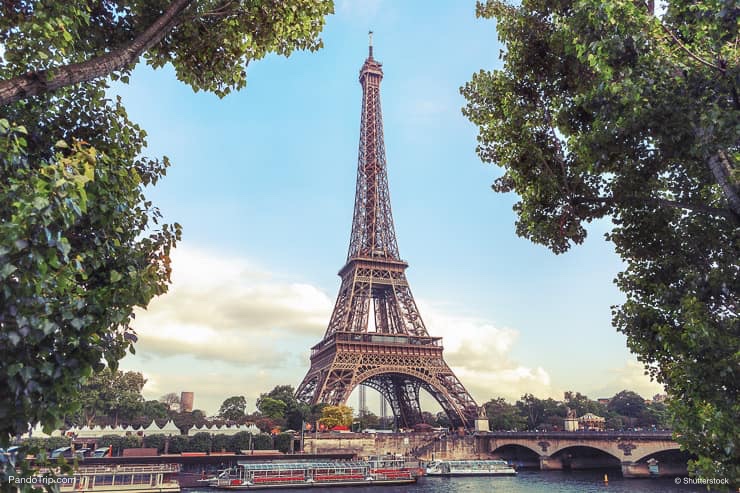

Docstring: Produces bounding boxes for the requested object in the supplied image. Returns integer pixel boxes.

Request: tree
[258,385,309,430]
[643,401,671,429]
[434,412,451,430]
[167,435,189,454]
[319,405,353,430]
[0,0,334,470]
[0,0,335,105]
[187,432,212,453]
[608,390,647,419]
[258,386,298,409]
[485,397,526,431]
[219,396,247,422]
[133,400,169,428]
[462,0,739,480]
[356,411,380,431]
[273,432,293,453]
[143,434,166,453]
[160,393,181,412]
[515,394,546,430]
[73,369,146,427]
[258,397,287,421]
[564,392,607,418]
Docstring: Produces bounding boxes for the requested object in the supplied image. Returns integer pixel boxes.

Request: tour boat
[425,459,516,476]
[57,463,181,492]
[207,457,417,489]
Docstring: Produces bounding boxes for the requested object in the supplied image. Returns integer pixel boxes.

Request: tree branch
[0,0,194,106]
[659,22,725,74]
[708,151,740,218]
[573,195,739,223]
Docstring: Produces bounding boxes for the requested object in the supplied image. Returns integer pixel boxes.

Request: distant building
[597,398,610,406]
[180,392,194,413]
[578,413,605,431]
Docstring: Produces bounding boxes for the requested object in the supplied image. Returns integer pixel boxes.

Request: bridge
[303,430,689,478]
[474,431,687,477]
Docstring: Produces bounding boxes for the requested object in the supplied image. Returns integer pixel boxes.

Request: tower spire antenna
[368,30,373,58]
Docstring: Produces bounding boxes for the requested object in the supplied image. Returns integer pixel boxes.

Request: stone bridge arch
[548,442,622,461]
[490,441,541,457]
[633,447,682,463]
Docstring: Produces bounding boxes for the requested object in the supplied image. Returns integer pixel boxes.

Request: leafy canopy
[319,405,353,429]
[0,0,333,481]
[219,395,248,421]
[462,0,738,482]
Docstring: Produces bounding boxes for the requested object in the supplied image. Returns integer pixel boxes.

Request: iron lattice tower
[295,36,480,429]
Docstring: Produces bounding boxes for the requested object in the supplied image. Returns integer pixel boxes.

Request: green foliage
[187,432,212,453]
[462,0,739,481]
[608,390,647,418]
[0,114,179,443]
[564,391,607,417]
[257,385,310,430]
[319,405,353,429]
[258,397,287,420]
[229,432,253,453]
[273,432,293,453]
[167,435,189,454]
[252,433,272,450]
[94,435,123,455]
[515,394,566,430]
[74,369,146,427]
[44,436,72,451]
[485,397,526,431]
[356,412,380,430]
[142,434,166,453]
[211,434,231,453]
[1,1,333,488]
[136,401,170,427]
[219,396,247,421]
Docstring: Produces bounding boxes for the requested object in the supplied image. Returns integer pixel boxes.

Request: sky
[116,0,663,416]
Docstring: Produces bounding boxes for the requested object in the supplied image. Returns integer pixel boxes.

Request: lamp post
[300,421,305,454]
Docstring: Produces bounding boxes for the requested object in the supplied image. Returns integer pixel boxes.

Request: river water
[186,469,714,492]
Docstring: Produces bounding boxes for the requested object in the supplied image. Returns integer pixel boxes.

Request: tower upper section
[346,35,400,261]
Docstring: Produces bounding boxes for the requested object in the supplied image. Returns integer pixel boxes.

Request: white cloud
[131,246,333,366]
[127,247,560,412]
[585,359,665,400]
[419,302,557,403]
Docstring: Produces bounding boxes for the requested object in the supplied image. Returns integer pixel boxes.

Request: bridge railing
[480,431,674,440]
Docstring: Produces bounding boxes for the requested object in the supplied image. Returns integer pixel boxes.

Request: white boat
[206,457,417,489]
[57,463,180,492]
[425,459,516,476]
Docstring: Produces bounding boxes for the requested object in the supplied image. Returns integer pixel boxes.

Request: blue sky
[117,0,662,415]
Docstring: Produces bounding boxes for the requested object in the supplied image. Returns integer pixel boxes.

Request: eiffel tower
[296,35,483,430]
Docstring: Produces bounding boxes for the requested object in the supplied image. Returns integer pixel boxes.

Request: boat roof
[436,459,508,464]
[236,461,368,470]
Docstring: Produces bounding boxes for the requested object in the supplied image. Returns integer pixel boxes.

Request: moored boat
[58,463,180,492]
[207,457,417,489]
[425,459,516,476]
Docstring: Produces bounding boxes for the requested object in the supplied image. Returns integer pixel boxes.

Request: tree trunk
[708,152,740,219]
[0,0,193,106]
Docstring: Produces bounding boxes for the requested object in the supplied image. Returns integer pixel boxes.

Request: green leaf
[0,263,17,279]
